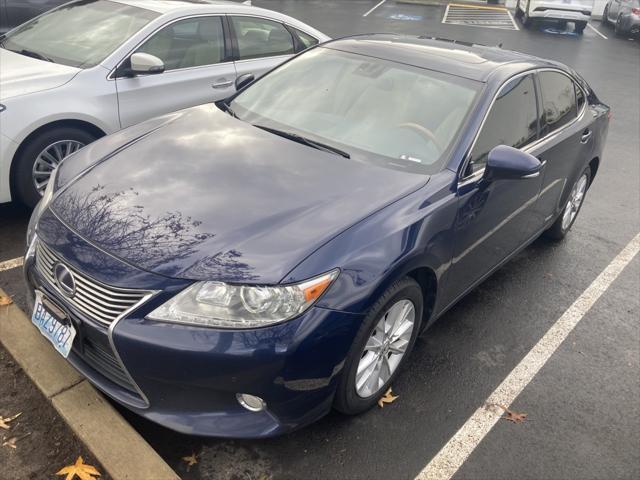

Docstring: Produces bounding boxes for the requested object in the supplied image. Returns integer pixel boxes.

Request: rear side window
[231,16,295,60]
[467,74,539,176]
[539,71,577,135]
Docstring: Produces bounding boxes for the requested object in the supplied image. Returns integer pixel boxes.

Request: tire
[602,6,609,26]
[515,5,523,19]
[614,16,625,36]
[545,166,591,241]
[522,9,532,28]
[558,20,568,30]
[333,277,424,415]
[574,21,587,34]
[13,127,96,208]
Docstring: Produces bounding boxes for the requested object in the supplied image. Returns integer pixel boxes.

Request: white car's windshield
[0,0,158,68]
[230,47,480,174]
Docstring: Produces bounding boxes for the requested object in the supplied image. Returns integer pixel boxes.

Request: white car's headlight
[148,269,339,328]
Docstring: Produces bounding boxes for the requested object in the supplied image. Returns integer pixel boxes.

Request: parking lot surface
[0,1,638,479]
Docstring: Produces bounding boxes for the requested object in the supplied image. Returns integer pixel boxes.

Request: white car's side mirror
[129,52,165,75]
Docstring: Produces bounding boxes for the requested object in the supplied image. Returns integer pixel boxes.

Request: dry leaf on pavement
[0,412,22,429]
[490,404,528,424]
[56,456,101,480]
[2,432,30,449]
[377,387,399,408]
[0,293,13,306]
[182,452,198,472]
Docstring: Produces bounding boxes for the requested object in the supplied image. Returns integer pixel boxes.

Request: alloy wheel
[355,299,416,398]
[32,140,85,194]
[561,173,588,231]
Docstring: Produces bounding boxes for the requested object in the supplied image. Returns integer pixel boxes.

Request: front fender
[282,170,459,317]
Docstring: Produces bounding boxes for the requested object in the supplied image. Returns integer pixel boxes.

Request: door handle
[212,80,233,89]
[580,129,593,144]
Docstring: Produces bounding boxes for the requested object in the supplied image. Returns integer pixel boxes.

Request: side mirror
[235,73,255,91]
[485,145,543,180]
[129,52,165,75]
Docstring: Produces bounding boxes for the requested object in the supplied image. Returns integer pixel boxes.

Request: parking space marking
[0,257,23,272]
[587,23,608,40]
[443,3,519,30]
[363,0,387,17]
[416,233,640,480]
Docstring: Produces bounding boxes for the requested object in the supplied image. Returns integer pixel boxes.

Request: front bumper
[24,211,364,437]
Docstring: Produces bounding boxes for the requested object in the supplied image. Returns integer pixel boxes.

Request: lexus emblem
[54,263,76,297]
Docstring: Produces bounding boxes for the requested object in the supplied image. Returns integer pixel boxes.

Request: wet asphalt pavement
[0,1,638,479]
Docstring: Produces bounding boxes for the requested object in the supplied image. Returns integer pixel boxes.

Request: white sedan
[0,0,328,207]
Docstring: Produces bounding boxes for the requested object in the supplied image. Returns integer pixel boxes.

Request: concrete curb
[0,288,180,480]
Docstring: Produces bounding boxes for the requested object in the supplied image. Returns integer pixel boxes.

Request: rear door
[442,73,544,306]
[531,70,594,227]
[229,15,297,81]
[115,15,237,128]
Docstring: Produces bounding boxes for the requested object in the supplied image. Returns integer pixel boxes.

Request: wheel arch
[406,266,438,327]
[588,156,600,186]
[9,119,107,198]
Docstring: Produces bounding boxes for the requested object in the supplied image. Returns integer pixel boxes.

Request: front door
[115,15,236,128]
[442,73,544,306]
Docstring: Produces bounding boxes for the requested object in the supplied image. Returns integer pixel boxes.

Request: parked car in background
[603,0,640,36]
[0,0,328,207]
[0,0,68,33]
[515,0,594,33]
[24,34,609,437]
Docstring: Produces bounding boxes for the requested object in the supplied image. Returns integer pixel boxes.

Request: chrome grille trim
[35,240,152,326]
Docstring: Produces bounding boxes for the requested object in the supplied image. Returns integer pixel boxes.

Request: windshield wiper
[13,49,53,62]
[253,125,350,159]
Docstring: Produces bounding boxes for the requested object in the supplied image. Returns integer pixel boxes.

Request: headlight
[148,269,339,328]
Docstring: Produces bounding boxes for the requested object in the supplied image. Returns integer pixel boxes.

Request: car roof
[109,0,251,14]
[322,34,560,83]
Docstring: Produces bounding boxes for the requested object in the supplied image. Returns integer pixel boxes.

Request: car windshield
[0,0,158,68]
[230,47,480,174]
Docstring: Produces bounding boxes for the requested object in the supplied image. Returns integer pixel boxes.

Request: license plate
[31,291,76,358]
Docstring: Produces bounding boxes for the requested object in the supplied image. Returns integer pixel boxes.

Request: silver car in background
[603,0,640,36]
[0,0,329,207]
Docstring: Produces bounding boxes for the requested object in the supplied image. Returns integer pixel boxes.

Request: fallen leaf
[377,387,399,408]
[182,452,198,472]
[0,412,22,430]
[0,293,13,306]
[56,456,101,480]
[2,432,30,449]
[492,404,528,424]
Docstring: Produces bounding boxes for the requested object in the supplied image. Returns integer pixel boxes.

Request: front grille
[79,338,138,393]
[35,240,151,326]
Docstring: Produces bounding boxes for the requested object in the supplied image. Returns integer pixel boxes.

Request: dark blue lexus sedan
[23,35,610,437]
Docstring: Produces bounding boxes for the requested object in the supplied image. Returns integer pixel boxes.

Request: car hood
[0,48,80,100]
[51,105,428,284]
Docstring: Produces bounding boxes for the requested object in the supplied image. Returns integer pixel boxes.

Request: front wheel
[602,6,609,26]
[13,127,97,208]
[333,277,423,415]
[545,166,591,240]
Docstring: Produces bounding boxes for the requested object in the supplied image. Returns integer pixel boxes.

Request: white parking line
[416,233,640,480]
[363,0,386,17]
[587,23,608,39]
[0,257,23,272]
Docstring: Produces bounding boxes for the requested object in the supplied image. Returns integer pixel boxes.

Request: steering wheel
[396,123,445,154]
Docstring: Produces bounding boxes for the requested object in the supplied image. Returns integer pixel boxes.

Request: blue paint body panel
[24,35,610,437]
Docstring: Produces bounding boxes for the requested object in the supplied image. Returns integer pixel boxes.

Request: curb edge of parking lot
[0,288,180,480]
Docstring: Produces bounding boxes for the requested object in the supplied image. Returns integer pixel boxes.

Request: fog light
[236,393,266,412]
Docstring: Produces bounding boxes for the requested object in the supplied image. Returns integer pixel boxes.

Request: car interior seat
[180,20,223,68]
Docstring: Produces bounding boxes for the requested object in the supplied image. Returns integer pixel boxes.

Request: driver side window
[466,74,539,176]
[136,16,225,71]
